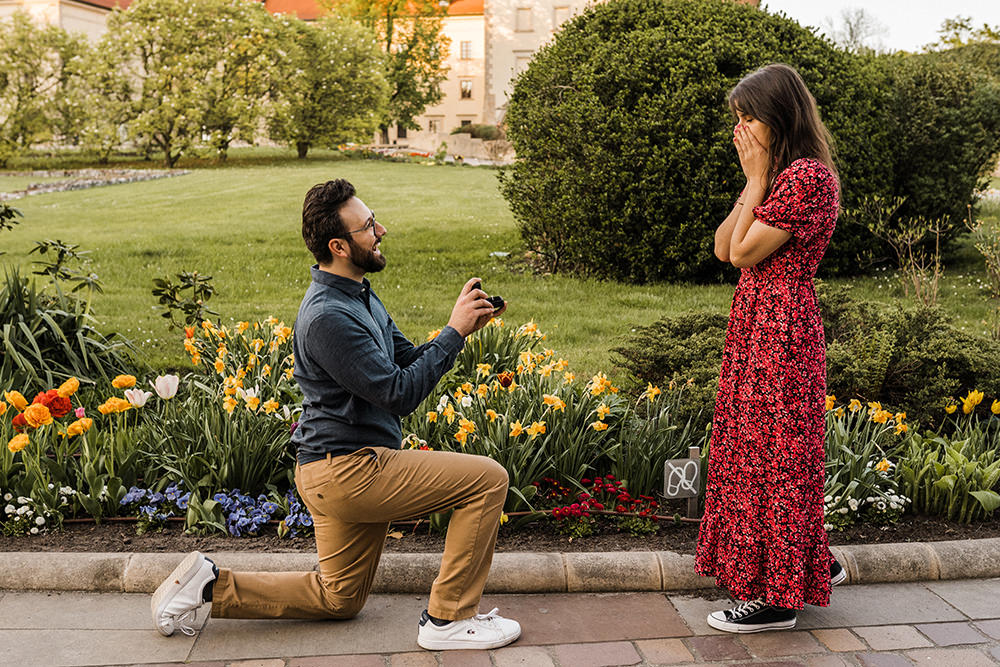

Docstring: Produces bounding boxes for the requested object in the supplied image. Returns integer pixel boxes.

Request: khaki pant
[210,447,509,621]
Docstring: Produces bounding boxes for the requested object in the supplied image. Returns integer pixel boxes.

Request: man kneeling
[151,179,520,651]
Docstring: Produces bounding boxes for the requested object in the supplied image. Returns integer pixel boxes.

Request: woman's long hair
[729,63,838,190]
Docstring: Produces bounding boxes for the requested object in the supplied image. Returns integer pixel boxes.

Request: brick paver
[552,641,642,667]
[687,634,751,661]
[854,624,934,650]
[288,657,384,667]
[389,652,438,667]
[229,661,285,667]
[439,650,491,667]
[905,647,997,665]
[492,645,556,667]
[634,638,695,664]
[975,619,1000,640]
[812,628,867,652]
[741,630,824,657]
[805,656,852,667]
[914,621,989,646]
[855,653,915,667]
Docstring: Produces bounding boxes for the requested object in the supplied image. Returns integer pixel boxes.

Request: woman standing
[694,63,842,633]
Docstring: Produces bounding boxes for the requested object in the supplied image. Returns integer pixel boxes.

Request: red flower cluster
[32,390,72,418]
[536,475,661,522]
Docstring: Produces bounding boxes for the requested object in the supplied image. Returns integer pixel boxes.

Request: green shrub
[611,284,1000,426]
[500,0,893,282]
[450,124,501,140]
[876,52,1000,238]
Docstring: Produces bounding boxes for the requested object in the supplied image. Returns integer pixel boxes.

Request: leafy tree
[336,0,450,143]
[198,1,290,160]
[0,12,86,166]
[100,0,222,167]
[268,15,388,158]
[75,46,135,163]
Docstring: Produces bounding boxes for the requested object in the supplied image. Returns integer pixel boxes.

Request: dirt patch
[2,513,998,554]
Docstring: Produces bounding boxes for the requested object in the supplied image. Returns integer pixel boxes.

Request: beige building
[0,0,122,41]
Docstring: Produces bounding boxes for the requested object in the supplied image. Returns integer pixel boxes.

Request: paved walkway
[3,580,1000,666]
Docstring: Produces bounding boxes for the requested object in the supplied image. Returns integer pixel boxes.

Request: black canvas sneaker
[707,598,796,633]
[831,559,847,586]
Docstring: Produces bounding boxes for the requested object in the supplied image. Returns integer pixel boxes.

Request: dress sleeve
[752,160,830,240]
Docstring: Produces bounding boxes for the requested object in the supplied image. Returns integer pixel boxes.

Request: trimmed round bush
[500,0,892,282]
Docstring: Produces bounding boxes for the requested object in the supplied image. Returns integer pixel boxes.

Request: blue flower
[176,493,190,510]
[262,501,278,515]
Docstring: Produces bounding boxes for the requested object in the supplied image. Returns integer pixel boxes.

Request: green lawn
[2,153,997,380]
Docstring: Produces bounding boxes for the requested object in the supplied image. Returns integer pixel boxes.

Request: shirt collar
[310,265,371,298]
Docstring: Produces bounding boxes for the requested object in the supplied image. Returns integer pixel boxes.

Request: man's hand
[446,277,506,337]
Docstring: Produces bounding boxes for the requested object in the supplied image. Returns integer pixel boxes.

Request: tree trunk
[297,141,310,159]
[380,126,389,145]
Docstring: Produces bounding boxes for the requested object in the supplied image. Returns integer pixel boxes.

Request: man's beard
[347,235,387,273]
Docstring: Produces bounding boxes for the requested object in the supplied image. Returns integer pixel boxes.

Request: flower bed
[3,317,999,540]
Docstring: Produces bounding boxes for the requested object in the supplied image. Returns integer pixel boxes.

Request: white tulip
[152,374,180,399]
[125,388,153,407]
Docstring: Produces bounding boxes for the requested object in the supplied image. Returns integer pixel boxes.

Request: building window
[397,124,407,139]
[460,41,472,60]
[554,6,570,27]
[515,54,532,75]
[460,80,473,99]
[516,7,533,32]
[427,118,442,133]
[460,119,473,127]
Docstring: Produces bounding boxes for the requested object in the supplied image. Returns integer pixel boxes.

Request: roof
[73,0,131,9]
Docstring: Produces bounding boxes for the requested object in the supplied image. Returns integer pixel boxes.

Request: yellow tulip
[66,418,93,438]
[57,377,80,398]
[4,391,27,412]
[962,390,984,414]
[7,433,29,453]
[23,403,53,428]
[0,401,5,416]
[945,404,957,414]
[112,375,136,389]
[992,400,1000,415]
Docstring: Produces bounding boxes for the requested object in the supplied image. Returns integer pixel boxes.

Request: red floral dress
[695,157,839,609]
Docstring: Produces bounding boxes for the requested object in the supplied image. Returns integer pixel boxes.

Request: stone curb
[4,538,1000,594]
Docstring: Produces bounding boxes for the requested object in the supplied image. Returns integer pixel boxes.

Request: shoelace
[173,605,202,636]
[728,598,766,621]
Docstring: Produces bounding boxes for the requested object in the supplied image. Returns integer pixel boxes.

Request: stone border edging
[5,538,1000,594]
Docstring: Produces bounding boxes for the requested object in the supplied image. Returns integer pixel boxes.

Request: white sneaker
[151,551,217,636]
[417,608,521,650]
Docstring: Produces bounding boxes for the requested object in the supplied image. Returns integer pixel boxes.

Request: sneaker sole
[706,614,796,634]
[831,569,847,586]
[417,628,521,651]
[151,551,205,637]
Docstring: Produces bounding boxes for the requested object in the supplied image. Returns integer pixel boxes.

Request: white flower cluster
[823,491,910,525]
[2,489,74,535]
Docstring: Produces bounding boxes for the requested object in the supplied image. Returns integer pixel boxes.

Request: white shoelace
[174,606,202,636]
[728,598,766,621]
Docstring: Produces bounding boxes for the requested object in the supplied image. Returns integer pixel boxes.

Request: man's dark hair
[302,179,356,264]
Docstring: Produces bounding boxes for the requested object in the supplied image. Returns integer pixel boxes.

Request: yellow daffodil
[442,404,456,424]
[945,404,957,414]
[23,403,53,428]
[835,407,845,419]
[563,371,576,385]
[895,423,908,435]
[542,394,566,412]
[477,384,489,397]
[519,351,532,367]
[461,382,473,394]
[57,377,79,399]
[273,324,292,342]
[486,409,499,423]
[538,363,554,378]
[214,359,225,374]
[112,375,136,389]
[509,420,524,437]
[66,418,93,438]
[453,388,465,400]
[262,364,271,377]
[264,316,278,326]
[894,412,906,423]
[962,390,984,414]
[867,401,882,412]
[426,411,438,423]
[591,421,609,431]
[190,353,201,365]
[543,349,554,358]
[875,458,891,473]
[597,403,611,420]
[4,391,28,412]
[7,433,29,453]
[0,401,5,416]
[284,368,294,380]
[871,409,891,424]
[269,340,280,352]
[506,378,519,393]
[517,321,539,338]
[848,398,862,412]
[454,429,469,446]
[216,344,227,358]
[526,421,547,439]
[825,395,836,411]
[458,418,476,434]
[476,363,491,377]
[251,338,264,353]
[236,321,250,334]
[646,383,661,402]
[184,339,197,355]
[553,358,568,372]
[426,329,441,341]
[262,399,279,414]
[223,396,238,414]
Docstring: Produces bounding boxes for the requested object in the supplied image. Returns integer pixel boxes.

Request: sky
[763,1,1000,53]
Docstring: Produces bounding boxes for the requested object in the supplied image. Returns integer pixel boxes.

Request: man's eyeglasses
[343,214,376,237]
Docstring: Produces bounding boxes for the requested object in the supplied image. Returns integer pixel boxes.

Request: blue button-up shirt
[291,266,465,464]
